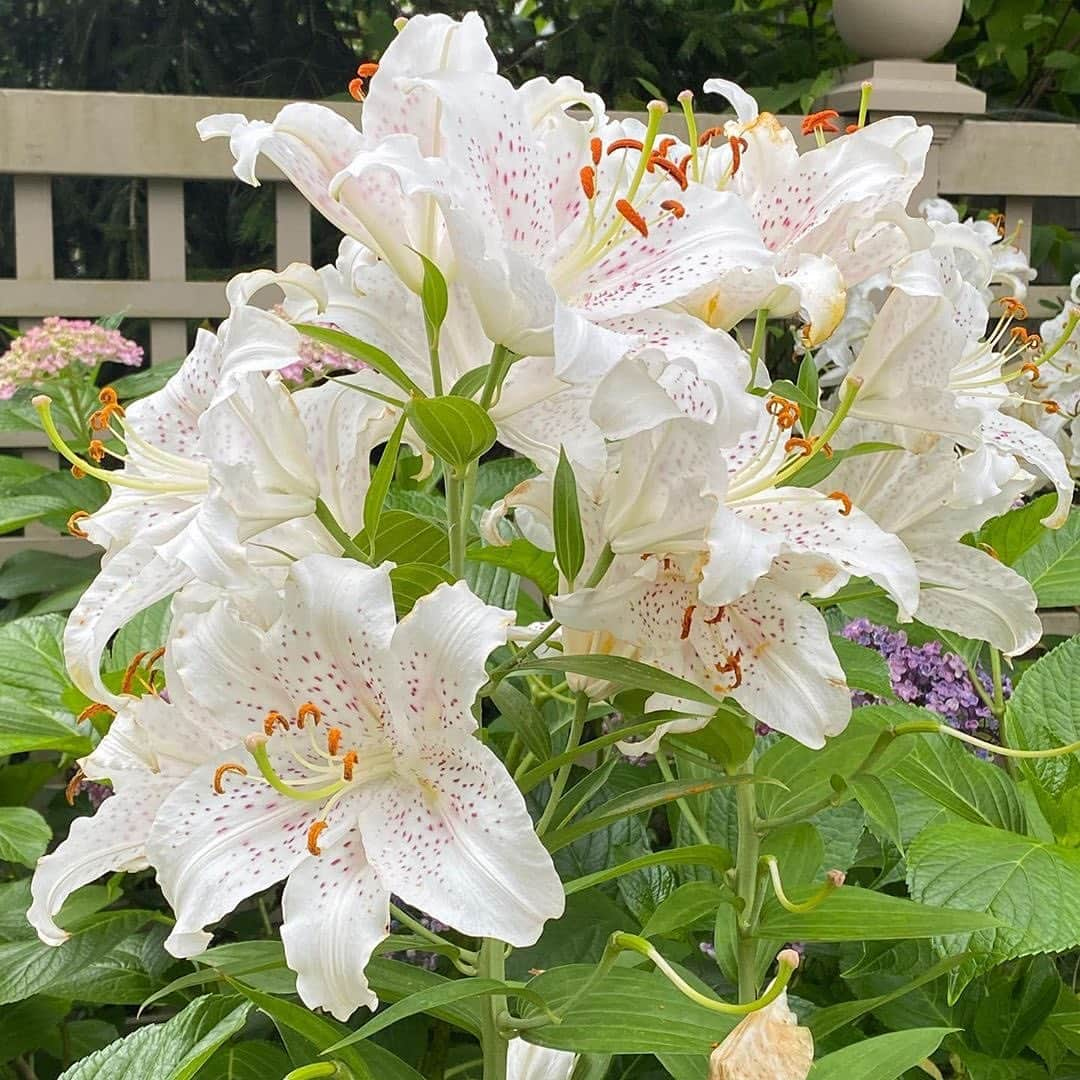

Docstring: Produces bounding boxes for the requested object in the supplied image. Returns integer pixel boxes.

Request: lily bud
[708,952,813,1080]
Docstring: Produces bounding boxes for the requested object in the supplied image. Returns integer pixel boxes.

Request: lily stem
[734,769,761,1003]
[446,467,467,580]
[536,691,589,836]
[748,308,769,382]
[478,938,508,1080]
[656,753,712,847]
[389,902,477,963]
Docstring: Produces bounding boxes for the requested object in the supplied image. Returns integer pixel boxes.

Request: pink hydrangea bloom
[0,317,143,400]
[271,310,367,385]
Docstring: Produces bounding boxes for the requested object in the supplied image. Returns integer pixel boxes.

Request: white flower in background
[825,421,1042,655]
[507,1040,579,1080]
[683,79,933,346]
[146,556,563,1020]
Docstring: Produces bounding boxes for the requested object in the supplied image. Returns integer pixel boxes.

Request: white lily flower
[686,80,933,345]
[146,556,563,1020]
[507,1039,579,1080]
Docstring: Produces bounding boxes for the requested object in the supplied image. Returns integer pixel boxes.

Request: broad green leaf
[1013,506,1080,606]
[0,453,48,492]
[953,1050,1049,1080]
[0,806,50,866]
[756,885,999,943]
[550,758,618,829]
[0,909,155,1005]
[908,821,1080,998]
[364,956,485,1034]
[521,964,739,1054]
[783,441,902,489]
[1007,634,1080,799]
[977,492,1056,565]
[467,538,557,594]
[973,956,1060,1059]
[544,777,753,853]
[514,655,720,708]
[448,364,490,400]
[60,922,173,1005]
[553,446,585,585]
[417,251,449,345]
[765,378,817,412]
[641,881,729,938]
[106,357,184,400]
[362,411,408,552]
[199,1041,292,1080]
[231,978,423,1079]
[668,704,755,770]
[564,845,732,896]
[831,635,893,699]
[406,395,497,471]
[0,493,73,534]
[490,680,552,763]
[360,508,449,567]
[0,996,72,1059]
[474,456,537,507]
[58,995,249,1080]
[807,1027,956,1079]
[295,324,422,396]
[326,978,551,1052]
[849,774,903,851]
[464,557,519,609]
[109,597,172,665]
[389,562,455,617]
[0,550,98,599]
[797,351,819,433]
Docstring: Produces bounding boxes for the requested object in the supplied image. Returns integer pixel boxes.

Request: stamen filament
[245,733,346,802]
[763,856,844,914]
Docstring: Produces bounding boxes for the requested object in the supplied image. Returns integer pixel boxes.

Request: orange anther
[697,126,724,147]
[785,436,815,456]
[71,464,86,479]
[715,650,743,689]
[65,769,85,806]
[342,749,359,781]
[580,165,596,199]
[1021,362,1041,380]
[649,155,688,189]
[821,442,834,459]
[77,701,115,725]
[327,727,343,757]
[801,109,840,136]
[590,137,602,165]
[98,387,119,406]
[704,607,725,625]
[606,138,645,155]
[680,605,696,640]
[765,396,801,431]
[67,510,91,539]
[348,78,366,102]
[1026,334,1042,350]
[1044,400,1062,414]
[827,491,853,516]
[728,135,748,175]
[1010,325,1030,343]
[616,199,649,237]
[297,702,322,728]
[120,651,148,694]
[660,199,686,218]
[263,710,289,736]
[656,137,676,160]
[212,762,248,794]
[677,152,692,175]
[307,819,328,856]
[1000,297,1028,320]
[988,211,1006,236]
[88,439,106,463]
[356,62,379,78]
[845,123,860,134]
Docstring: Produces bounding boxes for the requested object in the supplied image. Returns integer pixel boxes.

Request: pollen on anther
[590,137,602,165]
[307,819,328,856]
[827,491,853,516]
[728,135,748,175]
[785,436,814,457]
[77,701,115,725]
[616,199,649,237]
[606,138,645,155]
[263,710,289,736]
[1000,296,1028,320]
[65,768,85,806]
[680,605,696,640]
[213,762,248,794]
[1021,362,1041,380]
[650,156,688,189]
[67,510,91,539]
[801,109,840,136]
[697,126,724,147]
[579,165,596,199]
[120,651,148,694]
[297,702,322,728]
[661,199,686,218]
[342,749,359,781]
[327,727,343,756]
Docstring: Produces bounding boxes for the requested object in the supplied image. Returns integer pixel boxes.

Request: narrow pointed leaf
[295,324,423,396]
[552,446,585,585]
[362,411,408,556]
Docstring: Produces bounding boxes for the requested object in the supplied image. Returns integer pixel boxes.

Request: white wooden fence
[1,89,1079,559]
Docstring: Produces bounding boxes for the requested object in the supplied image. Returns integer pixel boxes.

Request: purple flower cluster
[842,618,1009,734]
[0,317,142,399]
[271,312,368,385]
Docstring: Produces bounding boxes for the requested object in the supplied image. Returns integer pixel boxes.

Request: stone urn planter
[832,0,964,60]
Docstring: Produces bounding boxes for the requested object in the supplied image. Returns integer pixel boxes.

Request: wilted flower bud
[708,951,813,1080]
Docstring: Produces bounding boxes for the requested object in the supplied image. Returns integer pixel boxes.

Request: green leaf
[513,655,720,708]
[668,707,755,771]
[756,884,999,943]
[474,457,537,507]
[362,411,408,553]
[491,680,551,763]
[784,441,902,489]
[0,996,73,1059]
[109,597,172,665]
[797,351,819,433]
[107,358,183,400]
[199,1041,292,1080]
[908,821,1080,999]
[973,956,1060,1059]
[0,909,155,1005]
[0,806,50,866]
[326,978,550,1052]
[389,562,455,617]
[58,995,250,1080]
[405,395,496,471]
[808,953,969,1039]
[807,1027,956,1079]
[1007,635,1080,800]
[467,538,557,594]
[1013,506,1080,606]
[365,956,485,1034]
[765,378,817,413]
[0,454,48,492]
[641,881,729,938]
[417,251,449,343]
[544,777,753,853]
[295,324,423,397]
[976,493,1056,565]
[831,635,893,698]
[849,774,903,851]
[564,845,732,896]
[360,508,449,567]
[0,493,72,534]
[553,446,585,585]
[0,550,98,600]
[448,364,490,400]
[521,964,739,1054]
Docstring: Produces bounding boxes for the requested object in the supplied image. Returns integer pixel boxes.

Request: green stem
[962,655,998,716]
[748,308,769,382]
[446,468,466,580]
[990,648,1006,719]
[583,543,615,588]
[481,620,561,696]
[734,773,761,1003]
[314,498,369,562]
[536,691,589,836]
[481,345,511,409]
[656,753,712,847]
[478,939,508,1080]
[389,902,477,963]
